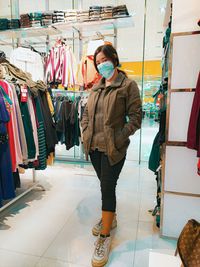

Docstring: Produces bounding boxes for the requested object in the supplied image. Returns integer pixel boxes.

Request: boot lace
[95,237,107,257]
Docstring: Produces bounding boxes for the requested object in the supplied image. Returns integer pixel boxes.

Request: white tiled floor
[0,161,177,267]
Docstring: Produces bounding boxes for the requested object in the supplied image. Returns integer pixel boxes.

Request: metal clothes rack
[0,170,45,213]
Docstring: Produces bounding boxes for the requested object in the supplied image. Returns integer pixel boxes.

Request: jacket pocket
[114,128,126,150]
[83,127,91,152]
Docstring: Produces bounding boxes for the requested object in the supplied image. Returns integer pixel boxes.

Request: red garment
[187,72,200,157]
[0,80,17,172]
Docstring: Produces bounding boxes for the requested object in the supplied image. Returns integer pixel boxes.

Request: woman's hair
[93,44,127,77]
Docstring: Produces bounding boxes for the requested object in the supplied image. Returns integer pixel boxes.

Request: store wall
[18,0,45,14]
[0,1,10,17]
[172,0,200,33]
[161,0,200,238]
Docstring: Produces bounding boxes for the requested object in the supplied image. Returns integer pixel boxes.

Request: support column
[10,0,20,48]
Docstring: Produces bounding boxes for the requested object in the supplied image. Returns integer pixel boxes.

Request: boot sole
[91,257,108,267]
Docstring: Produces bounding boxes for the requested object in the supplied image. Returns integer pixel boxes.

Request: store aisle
[0,161,176,267]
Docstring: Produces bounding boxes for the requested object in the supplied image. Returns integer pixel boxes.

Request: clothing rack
[52,89,90,94]
[0,70,46,214]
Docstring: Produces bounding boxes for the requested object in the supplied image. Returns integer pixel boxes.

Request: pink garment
[45,45,77,88]
[27,94,39,161]
[55,46,63,81]
[5,81,23,167]
[10,83,28,164]
[45,49,55,82]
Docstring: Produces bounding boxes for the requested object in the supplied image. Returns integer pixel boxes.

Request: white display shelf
[53,16,134,32]
[0,16,134,40]
[0,25,61,39]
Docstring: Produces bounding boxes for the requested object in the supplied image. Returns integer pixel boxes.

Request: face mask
[97,61,115,79]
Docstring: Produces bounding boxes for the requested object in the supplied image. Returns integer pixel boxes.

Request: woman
[81,44,142,267]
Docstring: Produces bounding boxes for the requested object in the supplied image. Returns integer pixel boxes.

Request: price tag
[21,85,28,103]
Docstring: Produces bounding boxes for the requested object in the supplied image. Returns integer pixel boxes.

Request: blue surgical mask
[97,61,115,79]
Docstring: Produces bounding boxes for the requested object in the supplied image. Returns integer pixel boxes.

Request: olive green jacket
[81,72,142,165]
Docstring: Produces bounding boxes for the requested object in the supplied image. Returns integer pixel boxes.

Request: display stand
[160,31,200,238]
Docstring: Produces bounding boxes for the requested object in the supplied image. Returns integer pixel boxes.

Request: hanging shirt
[27,93,39,160]
[10,47,44,82]
[45,45,77,88]
[4,81,23,166]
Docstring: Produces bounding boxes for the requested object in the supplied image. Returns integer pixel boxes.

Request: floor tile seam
[34,256,43,267]
[37,255,90,267]
[132,184,143,266]
[0,247,41,258]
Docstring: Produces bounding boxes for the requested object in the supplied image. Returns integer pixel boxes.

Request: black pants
[90,150,125,212]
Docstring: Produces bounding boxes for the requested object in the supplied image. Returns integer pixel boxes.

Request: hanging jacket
[56,100,74,150]
[187,72,200,157]
[39,91,58,155]
[0,90,15,206]
[0,80,17,171]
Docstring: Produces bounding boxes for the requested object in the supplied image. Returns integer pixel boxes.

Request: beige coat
[81,72,142,165]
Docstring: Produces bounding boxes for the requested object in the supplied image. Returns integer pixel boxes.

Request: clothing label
[20,85,28,103]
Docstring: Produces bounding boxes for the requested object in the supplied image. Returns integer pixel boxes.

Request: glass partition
[0,0,167,163]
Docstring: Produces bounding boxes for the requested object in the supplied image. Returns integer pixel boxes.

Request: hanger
[19,42,46,57]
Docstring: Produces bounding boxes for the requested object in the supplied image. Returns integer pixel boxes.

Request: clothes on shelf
[29,12,43,28]
[10,47,44,82]
[53,11,65,23]
[20,14,31,28]
[101,6,113,20]
[89,6,102,21]
[77,10,90,22]
[41,12,53,26]
[7,19,20,29]
[64,10,77,22]
[0,19,9,30]
[0,5,130,32]
[45,40,77,89]
[112,5,129,18]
